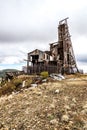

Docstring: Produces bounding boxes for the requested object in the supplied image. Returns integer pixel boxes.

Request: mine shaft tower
[26,18,78,74]
[57,18,78,73]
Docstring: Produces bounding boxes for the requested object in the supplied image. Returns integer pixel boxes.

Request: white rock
[22,80,26,87]
[36,92,42,96]
[8,95,13,100]
[64,127,70,130]
[42,79,47,82]
[50,73,65,80]
[31,84,37,87]
[58,74,65,80]
[55,89,60,94]
[12,92,15,95]
[49,104,55,109]
[61,114,69,122]
[68,121,73,126]
[81,109,87,114]
[72,98,77,103]
[50,119,58,125]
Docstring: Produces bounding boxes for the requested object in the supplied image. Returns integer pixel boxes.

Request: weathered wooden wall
[28,65,57,74]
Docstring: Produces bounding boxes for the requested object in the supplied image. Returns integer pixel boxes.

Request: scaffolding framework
[58,18,78,73]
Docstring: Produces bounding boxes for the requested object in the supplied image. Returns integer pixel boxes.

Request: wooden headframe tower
[26,18,78,74]
[58,18,78,73]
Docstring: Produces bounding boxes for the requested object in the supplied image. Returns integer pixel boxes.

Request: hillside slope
[0,75,87,130]
[0,69,19,78]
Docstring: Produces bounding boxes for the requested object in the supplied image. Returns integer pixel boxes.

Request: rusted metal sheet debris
[27,18,78,74]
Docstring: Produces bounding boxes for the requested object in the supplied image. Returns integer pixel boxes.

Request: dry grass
[0,74,87,129]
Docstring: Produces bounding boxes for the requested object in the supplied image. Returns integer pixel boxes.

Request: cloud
[77,54,87,63]
[0,0,87,43]
[0,63,25,70]
[77,61,87,73]
[1,56,23,64]
[70,6,87,37]
[0,41,49,65]
[0,27,56,43]
[0,0,87,71]
[0,43,26,64]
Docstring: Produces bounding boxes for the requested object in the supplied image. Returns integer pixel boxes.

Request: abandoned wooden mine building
[27,18,78,74]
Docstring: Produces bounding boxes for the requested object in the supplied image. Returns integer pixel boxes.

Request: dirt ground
[0,74,87,130]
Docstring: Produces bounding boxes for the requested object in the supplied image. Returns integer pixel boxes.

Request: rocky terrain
[0,74,87,130]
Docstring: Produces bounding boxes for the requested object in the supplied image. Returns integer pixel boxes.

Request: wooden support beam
[59,17,69,25]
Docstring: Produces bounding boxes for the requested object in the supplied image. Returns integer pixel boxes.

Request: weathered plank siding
[28,65,57,74]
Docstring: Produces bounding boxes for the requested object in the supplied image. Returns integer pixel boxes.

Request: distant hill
[0,69,20,78]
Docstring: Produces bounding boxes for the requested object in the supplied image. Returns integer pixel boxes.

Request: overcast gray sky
[0,0,87,72]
